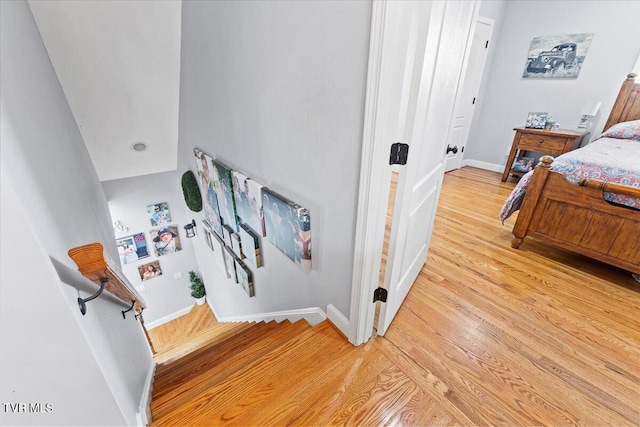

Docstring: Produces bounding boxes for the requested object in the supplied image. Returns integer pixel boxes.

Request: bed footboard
[511,156,640,274]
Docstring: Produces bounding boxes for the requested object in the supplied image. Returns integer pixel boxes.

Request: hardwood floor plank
[150,167,640,426]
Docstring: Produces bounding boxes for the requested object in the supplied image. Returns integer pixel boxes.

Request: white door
[445,17,493,172]
[376,0,478,336]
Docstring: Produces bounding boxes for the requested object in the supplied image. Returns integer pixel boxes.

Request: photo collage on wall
[193,147,312,297]
[114,201,184,283]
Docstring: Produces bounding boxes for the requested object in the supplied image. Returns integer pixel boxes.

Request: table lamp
[577,100,601,129]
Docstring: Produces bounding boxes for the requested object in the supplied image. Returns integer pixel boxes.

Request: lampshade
[580,100,602,117]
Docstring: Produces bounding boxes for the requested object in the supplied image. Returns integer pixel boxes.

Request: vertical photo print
[150,225,182,256]
[224,246,238,283]
[262,188,311,272]
[230,232,242,259]
[211,160,238,232]
[232,171,265,236]
[203,224,214,251]
[239,223,262,268]
[138,260,162,281]
[194,148,223,237]
[116,233,150,265]
[234,258,255,298]
[212,233,228,279]
[147,202,171,227]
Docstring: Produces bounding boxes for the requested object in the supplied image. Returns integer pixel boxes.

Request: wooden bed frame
[511,73,640,274]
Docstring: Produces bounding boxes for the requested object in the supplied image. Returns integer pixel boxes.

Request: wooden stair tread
[153,320,303,391]
[153,320,256,367]
[150,321,339,425]
[151,320,313,413]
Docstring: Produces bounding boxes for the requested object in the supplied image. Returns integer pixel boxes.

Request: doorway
[349,0,479,345]
[445,16,494,173]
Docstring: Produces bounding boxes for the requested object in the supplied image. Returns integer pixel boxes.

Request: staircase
[150,318,324,425]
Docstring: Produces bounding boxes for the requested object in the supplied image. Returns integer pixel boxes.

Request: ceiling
[28,0,182,182]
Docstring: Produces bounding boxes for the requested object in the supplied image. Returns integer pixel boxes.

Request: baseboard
[135,360,155,426]
[216,307,327,327]
[461,159,503,173]
[145,304,193,330]
[207,297,222,321]
[326,304,349,338]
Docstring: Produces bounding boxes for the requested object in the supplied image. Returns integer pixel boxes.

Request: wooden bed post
[603,73,638,131]
[511,155,554,248]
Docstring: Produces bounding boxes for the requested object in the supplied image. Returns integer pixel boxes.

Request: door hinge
[373,287,388,303]
[485,40,489,49]
[472,97,476,105]
[389,143,409,165]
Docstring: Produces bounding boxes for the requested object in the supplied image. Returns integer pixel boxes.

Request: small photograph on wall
[239,223,263,268]
[116,233,150,265]
[224,246,238,283]
[147,202,171,227]
[262,188,311,272]
[525,112,547,129]
[138,260,162,281]
[211,160,238,232]
[234,258,255,298]
[194,148,223,237]
[522,33,593,79]
[232,171,265,236]
[150,225,182,256]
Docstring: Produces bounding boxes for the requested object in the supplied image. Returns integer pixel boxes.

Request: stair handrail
[68,242,146,313]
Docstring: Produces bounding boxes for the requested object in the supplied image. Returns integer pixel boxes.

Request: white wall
[0,1,152,425]
[0,173,125,426]
[465,0,640,169]
[102,171,199,325]
[177,1,372,320]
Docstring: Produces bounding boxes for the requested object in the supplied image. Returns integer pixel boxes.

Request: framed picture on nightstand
[525,112,547,129]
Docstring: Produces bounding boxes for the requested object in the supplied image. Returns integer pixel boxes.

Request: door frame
[348,0,479,346]
[348,0,389,345]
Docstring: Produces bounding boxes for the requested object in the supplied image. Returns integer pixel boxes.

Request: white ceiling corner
[28,0,182,182]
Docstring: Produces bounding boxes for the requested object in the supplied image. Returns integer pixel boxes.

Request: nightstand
[501,127,589,182]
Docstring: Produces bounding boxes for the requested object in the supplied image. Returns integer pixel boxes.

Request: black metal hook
[135,307,145,320]
[78,278,108,316]
[122,300,136,319]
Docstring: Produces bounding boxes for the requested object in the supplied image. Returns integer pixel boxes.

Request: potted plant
[189,271,206,305]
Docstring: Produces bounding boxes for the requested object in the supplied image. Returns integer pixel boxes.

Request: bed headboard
[603,73,640,131]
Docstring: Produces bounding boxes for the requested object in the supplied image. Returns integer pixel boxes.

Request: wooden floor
[151,167,640,426]
[146,303,248,365]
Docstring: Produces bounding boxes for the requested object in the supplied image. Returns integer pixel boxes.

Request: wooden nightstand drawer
[518,134,567,152]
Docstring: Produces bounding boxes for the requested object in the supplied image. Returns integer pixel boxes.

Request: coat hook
[122,300,136,319]
[135,307,145,320]
[78,278,108,316]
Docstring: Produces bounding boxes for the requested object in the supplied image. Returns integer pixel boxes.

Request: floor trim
[145,305,194,330]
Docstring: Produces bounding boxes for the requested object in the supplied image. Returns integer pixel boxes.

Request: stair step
[151,319,312,416]
[150,321,348,426]
[153,320,292,392]
[154,321,256,370]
